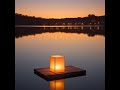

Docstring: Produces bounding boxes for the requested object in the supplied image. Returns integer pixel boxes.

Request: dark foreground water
[15,26,105,90]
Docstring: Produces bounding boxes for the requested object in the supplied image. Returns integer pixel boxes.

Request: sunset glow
[15,0,105,18]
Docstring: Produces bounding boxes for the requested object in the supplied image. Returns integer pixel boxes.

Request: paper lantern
[50,55,65,73]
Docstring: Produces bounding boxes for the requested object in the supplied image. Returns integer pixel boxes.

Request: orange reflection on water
[16,32,104,50]
[15,31,105,58]
[50,79,64,90]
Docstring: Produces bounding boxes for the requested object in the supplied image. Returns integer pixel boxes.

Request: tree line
[15,13,105,25]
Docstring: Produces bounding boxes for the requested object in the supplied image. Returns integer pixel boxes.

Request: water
[15,26,105,90]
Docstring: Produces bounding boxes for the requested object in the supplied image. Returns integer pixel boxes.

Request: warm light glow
[97,27,100,29]
[81,27,83,29]
[90,27,91,29]
[62,23,65,25]
[50,55,65,73]
[50,79,64,90]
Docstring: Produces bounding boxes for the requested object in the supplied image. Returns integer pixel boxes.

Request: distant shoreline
[15,25,105,38]
[15,14,105,26]
[15,25,104,28]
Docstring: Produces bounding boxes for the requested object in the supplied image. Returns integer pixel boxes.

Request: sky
[15,0,105,18]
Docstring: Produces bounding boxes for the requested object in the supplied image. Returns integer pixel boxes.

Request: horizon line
[15,13,105,19]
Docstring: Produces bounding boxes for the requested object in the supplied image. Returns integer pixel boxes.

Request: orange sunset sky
[15,0,105,18]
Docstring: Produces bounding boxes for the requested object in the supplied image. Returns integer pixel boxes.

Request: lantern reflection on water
[50,79,64,90]
[50,55,65,73]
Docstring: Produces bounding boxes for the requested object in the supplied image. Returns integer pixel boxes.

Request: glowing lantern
[50,79,64,90]
[50,55,65,73]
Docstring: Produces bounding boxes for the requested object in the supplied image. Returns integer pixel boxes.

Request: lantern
[50,79,64,90]
[50,55,65,73]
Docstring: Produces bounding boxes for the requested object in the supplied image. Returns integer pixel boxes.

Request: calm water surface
[15,27,105,90]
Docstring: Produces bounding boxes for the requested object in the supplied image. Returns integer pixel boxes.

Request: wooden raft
[34,66,86,81]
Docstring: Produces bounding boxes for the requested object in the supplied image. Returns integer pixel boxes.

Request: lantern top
[50,55,64,58]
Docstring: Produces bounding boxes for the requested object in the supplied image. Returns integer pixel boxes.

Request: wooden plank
[34,66,86,81]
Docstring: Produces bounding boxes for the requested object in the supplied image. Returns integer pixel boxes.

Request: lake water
[15,26,105,90]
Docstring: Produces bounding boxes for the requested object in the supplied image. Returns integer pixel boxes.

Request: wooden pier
[34,66,86,81]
